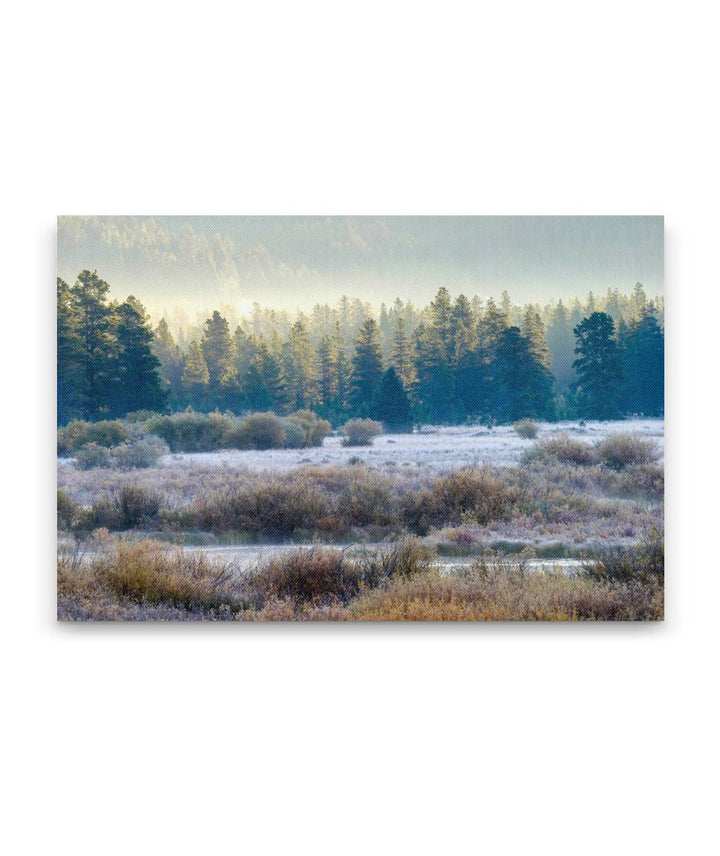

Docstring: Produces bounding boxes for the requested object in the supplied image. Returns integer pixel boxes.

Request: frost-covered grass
[64,417,659,473]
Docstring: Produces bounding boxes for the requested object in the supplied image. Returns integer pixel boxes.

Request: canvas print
[57,216,664,621]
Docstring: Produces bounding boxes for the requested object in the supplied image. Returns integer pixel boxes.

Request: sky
[57,215,663,315]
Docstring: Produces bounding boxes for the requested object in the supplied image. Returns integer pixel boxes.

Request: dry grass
[524,433,599,466]
[513,419,539,439]
[58,537,662,622]
[349,566,663,621]
[58,539,244,619]
[597,433,660,470]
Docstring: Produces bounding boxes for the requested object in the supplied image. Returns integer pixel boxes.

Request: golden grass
[348,567,663,622]
[58,537,663,622]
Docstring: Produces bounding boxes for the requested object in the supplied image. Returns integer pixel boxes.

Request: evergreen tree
[349,318,384,416]
[451,294,477,366]
[490,327,554,421]
[390,315,416,390]
[153,318,184,403]
[241,362,273,411]
[57,277,83,424]
[71,270,115,418]
[376,367,413,432]
[573,312,623,419]
[114,296,169,416]
[255,338,288,413]
[622,312,664,415]
[521,306,552,369]
[283,319,317,410]
[414,323,455,423]
[428,287,454,355]
[201,311,236,404]
[182,340,210,407]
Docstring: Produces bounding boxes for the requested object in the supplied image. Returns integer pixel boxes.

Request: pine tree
[201,311,236,402]
[182,340,210,407]
[283,319,317,410]
[241,362,273,411]
[490,327,554,421]
[573,312,623,419]
[414,323,454,423]
[71,269,115,418]
[114,296,169,416]
[376,367,413,432]
[521,306,552,369]
[390,315,416,390]
[153,318,184,403]
[428,287,454,356]
[622,312,664,415]
[255,338,288,413]
[57,277,83,424]
[349,318,384,416]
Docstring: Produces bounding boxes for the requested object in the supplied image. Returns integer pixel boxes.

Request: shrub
[513,419,539,439]
[282,410,332,448]
[611,463,664,501]
[236,412,286,450]
[96,541,244,612]
[75,443,113,469]
[428,467,515,526]
[341,418,383,447]
[597,433,660,470]
[310,417,332,446]
[60,420,128,454]
[280,418,307,449]
[586,536,664,587]
[146,411,235,452]
[248,547,359,604]
[57,489,80,530]
[111,436,170,469]
[524,433,598,466]
[90,486,161,530]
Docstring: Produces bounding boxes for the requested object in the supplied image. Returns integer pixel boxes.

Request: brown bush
[597,433,660,470]
[97,541,243,611]
[428,467,516,526]
[341,418,383,446]
[524,433,599,466]
[248,547,359,604]
[513,419,539,439]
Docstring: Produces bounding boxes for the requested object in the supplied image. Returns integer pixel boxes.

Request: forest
[57,271,664,428]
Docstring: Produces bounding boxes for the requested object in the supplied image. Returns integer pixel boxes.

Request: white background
[2,1,718,854]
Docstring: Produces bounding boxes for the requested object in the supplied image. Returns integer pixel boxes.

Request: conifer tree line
[58,271,664,427]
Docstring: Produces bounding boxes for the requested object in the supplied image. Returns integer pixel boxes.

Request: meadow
[57,417,664,621]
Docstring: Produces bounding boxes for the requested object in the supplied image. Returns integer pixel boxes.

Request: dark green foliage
[349,319,384,417]
[620,312,664,415]
[113,296,169,416]
[573,312,623,419]
[72,270,115,418]
[376,367,413,432]
[57,278,661,427]
[57,278,84,424]
[490,327,554,422]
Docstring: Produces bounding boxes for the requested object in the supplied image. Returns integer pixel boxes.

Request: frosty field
[57,417,664,475]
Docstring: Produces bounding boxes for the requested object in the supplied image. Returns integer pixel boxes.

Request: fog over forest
[57,215,663,315]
